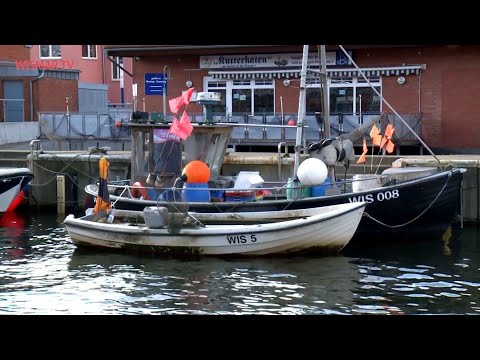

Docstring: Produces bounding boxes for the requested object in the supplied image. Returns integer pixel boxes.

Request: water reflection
[68,250,360,314]
[344,224,480,314]
[0,212,30,259]
[1,211,480,315]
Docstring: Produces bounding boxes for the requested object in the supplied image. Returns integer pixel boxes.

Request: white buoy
[297,158,328,186]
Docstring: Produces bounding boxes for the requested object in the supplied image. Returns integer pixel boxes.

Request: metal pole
[320,45,330,138]
[163,65,170,118]
[120,58,125,105]
[359,94,362,125]
[319,45,335,184]
[293,45,309,180]
[66,96,70,131]
[280,96,284,139]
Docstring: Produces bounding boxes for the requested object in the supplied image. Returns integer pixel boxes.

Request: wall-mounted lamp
[134,56,140,62]
[397,76,406,85]
[186,80,193,88]
[283,79,291,87]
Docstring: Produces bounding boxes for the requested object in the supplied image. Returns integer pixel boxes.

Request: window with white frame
[306,76,381,115]
[205,80,227,114]
[111,56,123,81]
[205,77,274,116]
[82,45,97,59]
[40,45,61,58]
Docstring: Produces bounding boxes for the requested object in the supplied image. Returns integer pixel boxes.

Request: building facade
[30,45,133,106]
[105,45,480,153]
[0,45,80,124]
[0,45,134,123]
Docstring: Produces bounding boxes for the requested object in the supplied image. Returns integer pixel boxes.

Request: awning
[208,65,426,80]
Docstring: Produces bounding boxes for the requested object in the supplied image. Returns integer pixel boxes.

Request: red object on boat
[182,160,210,183]
[288,119,295,126]
[6,190,25,213]
[131,181,149,199]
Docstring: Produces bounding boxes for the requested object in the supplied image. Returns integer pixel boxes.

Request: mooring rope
[362,170,453,228]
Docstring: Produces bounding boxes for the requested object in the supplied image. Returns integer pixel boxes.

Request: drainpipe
[102,45,106,84]
[30,69,45,121]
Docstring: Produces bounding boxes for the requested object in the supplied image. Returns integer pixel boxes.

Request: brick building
[105,45,480,153]
[0,45,80,122]
[0,45,133,122]
[30,45,133,106]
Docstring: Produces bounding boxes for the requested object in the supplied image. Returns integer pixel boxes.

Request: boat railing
[101,173,392,202]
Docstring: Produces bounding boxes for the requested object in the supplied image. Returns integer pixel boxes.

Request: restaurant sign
[200,51,352,69]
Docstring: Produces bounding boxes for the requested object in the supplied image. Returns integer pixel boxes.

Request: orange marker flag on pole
[370,124,382,146]
[93,157,111,214]
[380,124,395,149]
[169,96,185,114]
[356,136,368,164]
[385,139,395,153]
[169,117,187,140]
[180,110,193,138]
[182,87,195,104]
[369,124,380,138]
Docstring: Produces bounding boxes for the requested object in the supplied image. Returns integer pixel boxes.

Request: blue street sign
[145,73,167,95]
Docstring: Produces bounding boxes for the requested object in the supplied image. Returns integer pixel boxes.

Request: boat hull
[0,168,34,213]
[64,203,366,256]
[85,167,465,242]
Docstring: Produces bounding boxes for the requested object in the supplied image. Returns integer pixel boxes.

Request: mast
[293,45,310,181]
[319,45,336,184]
[319,45,330,138]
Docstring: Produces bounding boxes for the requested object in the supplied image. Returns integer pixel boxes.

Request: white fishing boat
[63,202,366,256]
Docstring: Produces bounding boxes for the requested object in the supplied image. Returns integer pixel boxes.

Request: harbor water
[1,210,479,315]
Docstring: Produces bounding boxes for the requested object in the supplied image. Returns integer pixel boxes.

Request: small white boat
[64,202,366,256]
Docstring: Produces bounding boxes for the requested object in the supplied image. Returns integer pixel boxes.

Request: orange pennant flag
[385,139,395,154]
[357,136,368,164]
[384,124,395,139]
[372,134,382,146]
[357,153,367,164]
[369,124,380,138]
[380,124,395,149]
[369,124,382,146]
[380,135,388,149]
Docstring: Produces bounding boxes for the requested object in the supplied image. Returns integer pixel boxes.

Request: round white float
[297,158,328,186]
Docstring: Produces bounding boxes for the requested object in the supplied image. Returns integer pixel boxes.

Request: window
[330,87,354,114]
[356,86,381,114]
[40,45,61,58]
[82,45,97,58]
[232,88,252,114]
[305,76,382,115]
[205,78,274,116]
[306,87,325,114]
[206,81,227,114]
[111,56,123,81]
[253,88,274,114]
